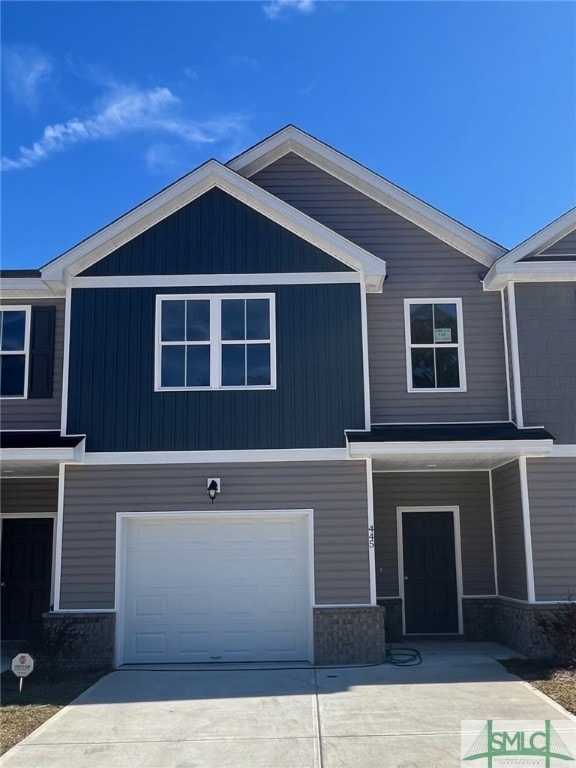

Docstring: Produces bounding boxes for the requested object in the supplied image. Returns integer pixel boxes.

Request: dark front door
[402,511,459,634]
[1,518,53,640]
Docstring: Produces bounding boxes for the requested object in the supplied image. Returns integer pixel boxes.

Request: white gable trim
[483,207,576,290]
[40,160,386,292]
[228,126,505,268]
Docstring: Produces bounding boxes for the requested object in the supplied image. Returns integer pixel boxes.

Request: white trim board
[69,272,362,289]
[40,161,387,292]
[348,439,552,458]
[519,456,536,603]
[84,448,349,464]
[227,126,505,267]
[396,506,464,635]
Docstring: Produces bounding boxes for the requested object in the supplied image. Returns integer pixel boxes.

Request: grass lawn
[0,667,110,756]
[501,659,576,715]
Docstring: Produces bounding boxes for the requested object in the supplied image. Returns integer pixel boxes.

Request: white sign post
[12,653,34,694]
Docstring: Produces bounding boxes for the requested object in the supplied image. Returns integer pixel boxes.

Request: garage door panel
[122,514,311,663]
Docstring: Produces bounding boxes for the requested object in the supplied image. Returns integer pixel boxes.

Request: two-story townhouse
[1,126,573,666]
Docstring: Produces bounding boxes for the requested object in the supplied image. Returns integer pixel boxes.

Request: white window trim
[403,298,467,393]
[0,305,31,399]
[154,293,276,392]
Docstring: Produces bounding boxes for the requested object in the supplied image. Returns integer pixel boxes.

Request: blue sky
[2,1,575,270]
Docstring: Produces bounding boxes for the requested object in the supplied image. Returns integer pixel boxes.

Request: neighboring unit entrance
[120,512,312,664]
[400,509,460,634]
[1,518,54,640]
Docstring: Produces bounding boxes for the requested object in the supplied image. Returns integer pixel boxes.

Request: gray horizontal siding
[516,283,576,443]
[252,154,508,422]
[1,477,58,514]
[0,299,64,430]
[60,461,370,609]
[81,188,351,276]
[67,284,365,451]
[527,458,576,601]
[539,230,576,255]
[372,471,495,598]
[492,461,527,600]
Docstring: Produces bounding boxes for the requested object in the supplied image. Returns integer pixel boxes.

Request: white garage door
[121,513,312,664]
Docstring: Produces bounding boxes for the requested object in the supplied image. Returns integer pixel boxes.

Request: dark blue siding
[67,284,365,451]
[81,189,352,276]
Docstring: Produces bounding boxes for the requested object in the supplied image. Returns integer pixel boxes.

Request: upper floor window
[0,307,31,398]
[155,294,276,391]
[404,299,466,392]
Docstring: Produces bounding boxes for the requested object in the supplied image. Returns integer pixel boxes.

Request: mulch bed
[0,667,110,755]
[500,659,576,715]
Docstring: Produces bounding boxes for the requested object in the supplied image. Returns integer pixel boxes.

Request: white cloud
[3,45,54,109]
[263,0,315,20]
[1,83,247,171]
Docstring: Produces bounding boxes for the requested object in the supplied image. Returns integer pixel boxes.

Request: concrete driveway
[1,643,574,768]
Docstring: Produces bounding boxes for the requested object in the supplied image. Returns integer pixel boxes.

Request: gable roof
[38,159,387,292]
[228,125,506,268]
[483,207,576,290]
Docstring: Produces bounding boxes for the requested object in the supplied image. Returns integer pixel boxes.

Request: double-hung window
[404,299,466,392]
[0,307,31,398]
[156,294,276,390]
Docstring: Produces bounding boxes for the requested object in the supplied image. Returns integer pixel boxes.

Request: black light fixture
[207,478,220,502]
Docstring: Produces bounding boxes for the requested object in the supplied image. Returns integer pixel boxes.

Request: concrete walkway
[1,643,574,768]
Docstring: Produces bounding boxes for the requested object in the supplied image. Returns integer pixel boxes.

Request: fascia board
[40,160,386,289]
[0,278,65,299]
[490,207,576,271]
[483,262,576,291]
[348,439,553,458]
[0,447,82,462]
[228,126,505,267]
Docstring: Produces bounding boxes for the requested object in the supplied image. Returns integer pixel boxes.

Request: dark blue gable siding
[80,188,352,276]
[67,284,365,451]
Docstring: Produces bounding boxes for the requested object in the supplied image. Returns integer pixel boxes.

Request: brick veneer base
[42,612,115,667]
[313,606,386,664]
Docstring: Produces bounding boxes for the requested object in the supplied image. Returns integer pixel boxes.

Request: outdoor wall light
[207,478,220,502]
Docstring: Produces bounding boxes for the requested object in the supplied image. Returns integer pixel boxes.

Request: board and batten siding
[527,458,576,601]
[80,188,352,276]
[59,461,371,609]
[515,283,576,444]
[0,299,65,430]
[251,153,509,423]
[1,477,58,515]
[67,283,365,452]
[372,471,495,598]
[492,461,527,600]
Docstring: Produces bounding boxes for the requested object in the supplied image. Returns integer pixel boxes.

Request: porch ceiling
[371,451,530,472]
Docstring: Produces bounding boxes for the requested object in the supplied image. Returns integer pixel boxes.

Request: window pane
[221,299,245,340]
[247,344,271,385]
[161,345,185,387]
[434,303,458,344]
[1,311,26,351]
[436,348,460,388]
[222,344,246,386]
[246,299,270,340]
[410,304,433,344]
[411,348,435,388]
[161,301,185,342]
[186,300,210,341]
[0,355,26,396]
[186,345,210,387]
